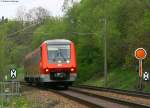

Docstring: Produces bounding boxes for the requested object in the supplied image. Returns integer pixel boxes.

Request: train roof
[25,39,72,59]
[44,39,71,45]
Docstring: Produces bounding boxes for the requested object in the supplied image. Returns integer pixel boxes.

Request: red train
[24,39,77,88]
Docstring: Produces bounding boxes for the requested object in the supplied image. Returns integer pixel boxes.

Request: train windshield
[47,44,70,64]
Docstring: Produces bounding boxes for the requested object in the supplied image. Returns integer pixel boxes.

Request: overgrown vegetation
[0,0,149,90]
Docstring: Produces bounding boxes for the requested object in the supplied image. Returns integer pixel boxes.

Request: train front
[40,39,77,87]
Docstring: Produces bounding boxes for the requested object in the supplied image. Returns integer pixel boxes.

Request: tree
[26,7,50,23]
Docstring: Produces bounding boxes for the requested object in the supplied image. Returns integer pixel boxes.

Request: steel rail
[69,87,150,108]
[20,82,150,108]
[73,85,150,99]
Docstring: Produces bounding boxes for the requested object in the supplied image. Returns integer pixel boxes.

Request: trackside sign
[134,48,147,79]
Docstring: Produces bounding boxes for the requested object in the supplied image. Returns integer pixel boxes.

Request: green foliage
[0,23,10,78]
[10,45,28,66]
[64,0,150,83]
[0,20,35,80]
[32,17,68,49]
[0,97,31,108]
[84,68,150,92]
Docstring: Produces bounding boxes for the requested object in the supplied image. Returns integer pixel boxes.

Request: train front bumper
[40,73,77,82]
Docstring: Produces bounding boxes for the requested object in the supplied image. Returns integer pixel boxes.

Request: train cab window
[47,44,70,64]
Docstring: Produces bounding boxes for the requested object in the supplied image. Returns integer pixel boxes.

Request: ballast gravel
[22,86,89,108]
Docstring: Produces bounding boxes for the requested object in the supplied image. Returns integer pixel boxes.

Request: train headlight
[45,68,49,72]
[66,60,70,63]
[58,60,62,63]
[70,68,75,72]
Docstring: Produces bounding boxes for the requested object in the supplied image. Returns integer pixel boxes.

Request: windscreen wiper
[59,49,66,61]
[53,49,66,61]
[53,50,59,61]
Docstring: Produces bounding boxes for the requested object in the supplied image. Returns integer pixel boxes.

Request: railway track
[50,86,150,108]
[73,85,150,99]
[21,82,150,108]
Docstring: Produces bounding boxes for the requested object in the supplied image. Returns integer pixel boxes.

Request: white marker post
[10,69,17,79]
[143,72,149,81]
[134,48,147,90]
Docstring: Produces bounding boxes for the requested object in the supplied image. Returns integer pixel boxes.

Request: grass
[17,67,25,80]
[0,96,31,108]
[3,66,24,81]
[0,95,54,108]
[82,68,150,92]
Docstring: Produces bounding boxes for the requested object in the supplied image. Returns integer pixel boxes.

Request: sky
[0,0,66,19]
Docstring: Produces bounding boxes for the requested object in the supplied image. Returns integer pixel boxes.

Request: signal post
[134,48,147,90]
